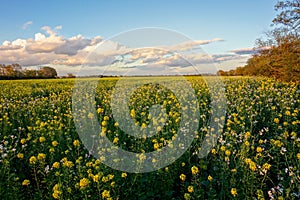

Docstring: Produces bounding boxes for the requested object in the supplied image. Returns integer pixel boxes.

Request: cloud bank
[0,26,252,75]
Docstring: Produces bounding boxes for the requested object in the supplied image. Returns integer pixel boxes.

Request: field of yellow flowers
[0,77,299,199]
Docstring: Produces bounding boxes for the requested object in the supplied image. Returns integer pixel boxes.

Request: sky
[0,0,278,76]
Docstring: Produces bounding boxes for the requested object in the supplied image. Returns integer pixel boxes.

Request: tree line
[0,64,57,79]
[218,0,300,82]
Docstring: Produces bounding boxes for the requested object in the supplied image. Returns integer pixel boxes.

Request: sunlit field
[0,77,299,199]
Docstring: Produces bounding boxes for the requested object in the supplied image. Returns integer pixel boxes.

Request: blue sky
[0,0,278,75]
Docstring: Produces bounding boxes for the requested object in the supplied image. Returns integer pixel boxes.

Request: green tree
[37,66,57,78]
[222,0,300,82]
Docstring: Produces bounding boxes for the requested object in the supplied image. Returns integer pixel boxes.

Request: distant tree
[37,67,57,78]
[67,73,76,78]
[221,0,300,82]
[23,69,37,78]
[4,65,15,77]
[217,70,227,76]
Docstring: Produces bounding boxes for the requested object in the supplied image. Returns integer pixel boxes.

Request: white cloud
[166,38,224,52]
[34,33,46,41]
[0,26,251,75]
[22,21,33,30]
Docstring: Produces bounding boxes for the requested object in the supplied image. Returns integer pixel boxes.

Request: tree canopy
[0,64,57,79]
[219,0,300,83]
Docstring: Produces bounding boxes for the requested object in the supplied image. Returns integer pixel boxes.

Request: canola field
[0,77,299,199]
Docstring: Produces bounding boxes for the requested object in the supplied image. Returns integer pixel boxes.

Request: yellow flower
[231,169,237,173]
[88,113,94,119]
[29,156,37,164]
[103,116,109,121]
[220,146,226,151]
[62,160,74,168]
[101,120,107,127]
[208,175,213,181]
[121,172,127,178]
[271,106,276,110]
[49,148,55,153]
[17,153,24,159]
[297,153,300,160]
[153,143,159,150]
[231,188,237,197]
[274,118,280,124]
[181,162,186,167]
[20,138,26,144]
[110,181,115,187]
[108,174,114,180]
[211,148,217,154]
[92,174,99,183]
[73,140,80,147]
[113,137,119,144]
[22,179,30,186]
[180,174,186,181]
[102,176,109,183]
[244,141,250,146]
[245,131,251,139]
[256,147,263,153]
[225,150,231,156]
[191,166,199,175]
[188,185,194,193]
[37,153,46,160]
[97,108,103,113]
[52,192,60,199]
[262,163,271,170]
[141,123,147,129]
[184,193,191,200]
[52,162,60,168]
[52,183,62,199]
[79,178,89,189]
[102,190,110,198]
[52,141,58,147]
[245,158,251,164]
[130,109,135,118]
[249,162,257,171]
[39,137,46,143]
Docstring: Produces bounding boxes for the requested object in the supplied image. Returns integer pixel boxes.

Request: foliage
[0,64,57,79]
[0,77,299,199]
[219,0,300,83]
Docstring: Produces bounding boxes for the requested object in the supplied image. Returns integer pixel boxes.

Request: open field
[0,77,299,199]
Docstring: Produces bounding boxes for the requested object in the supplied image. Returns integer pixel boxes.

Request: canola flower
[29,156,37,165]
[187,186,194,193]
[52,183,62,199]
[37,153,46,160]
[22,179,30,186]
[231,188,237,197]
[121,172,127,178]
[191,166,199,175]
[79,178,89,189]
[180,174,186,181]
[0,77,299,199]
[102,190,110,199]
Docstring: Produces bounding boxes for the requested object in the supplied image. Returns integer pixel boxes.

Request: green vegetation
[0,77,299,199]
[218,0,300,82]
[0,64,57,79]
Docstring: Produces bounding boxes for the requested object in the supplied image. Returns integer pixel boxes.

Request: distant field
[0,77,299,199]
